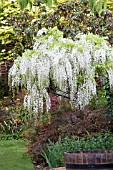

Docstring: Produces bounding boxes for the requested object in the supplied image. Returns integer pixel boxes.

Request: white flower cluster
[36,27,47,37]
[8,27,113,113]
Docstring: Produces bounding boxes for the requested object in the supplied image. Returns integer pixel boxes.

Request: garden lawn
[0,139,34,170]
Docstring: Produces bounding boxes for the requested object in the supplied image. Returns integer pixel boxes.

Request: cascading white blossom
[8,27,113,113]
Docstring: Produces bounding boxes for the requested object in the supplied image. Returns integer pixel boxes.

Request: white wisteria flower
[36,27,47,37]
[8,27,113,113]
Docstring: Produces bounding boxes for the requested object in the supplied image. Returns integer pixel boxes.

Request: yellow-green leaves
[16,0,32,10]
[15,0,108,15]
[16,0,57,9]
[96,0,102,15]
[88,0,107,15]
[0,26,14,44]
[104,0,107,10]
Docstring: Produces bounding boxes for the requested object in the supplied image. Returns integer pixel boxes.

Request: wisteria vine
[8,27,113,113]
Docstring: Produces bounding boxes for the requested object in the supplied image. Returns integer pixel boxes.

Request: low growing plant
[42,131,113,168]
[23,104,113,167]
[0,105,34,139]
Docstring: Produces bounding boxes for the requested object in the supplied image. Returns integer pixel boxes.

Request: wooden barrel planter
[64,150,113,170]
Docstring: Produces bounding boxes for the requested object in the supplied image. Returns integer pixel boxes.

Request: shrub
[42,131,113,168]
[0,0,47,64]
[0,0,20,63]
[0,105,34,139]
[38,1,113,45]
[23,104,113,166]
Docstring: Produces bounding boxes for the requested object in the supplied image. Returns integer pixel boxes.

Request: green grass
[0,140,35,170]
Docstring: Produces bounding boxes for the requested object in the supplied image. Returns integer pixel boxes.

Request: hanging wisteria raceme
[8,27,113,113]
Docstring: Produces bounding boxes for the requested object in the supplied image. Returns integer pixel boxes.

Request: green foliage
[24,103,113,167]
[0,26,15,62]
[16,0,33,10]
[16,0,57,8]
[107,0,113,12]
[15,0,108,14]
[0,0,41,65]
[88,0,106,14]
[42,131,113,168]
[0,134,21,140]
[8,11,37,56]
[38,1,113,45]
[0,0,19,63]
[0,105,34,139]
